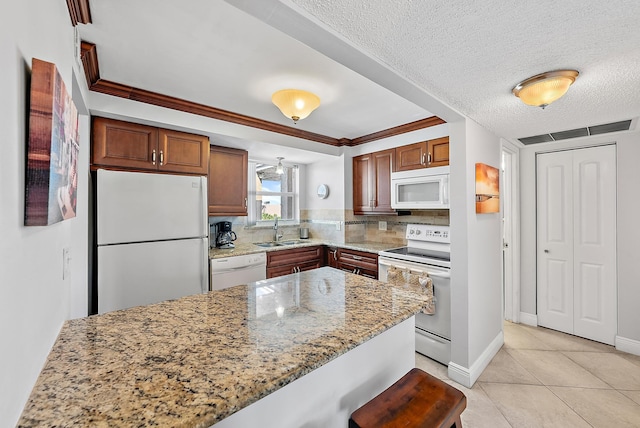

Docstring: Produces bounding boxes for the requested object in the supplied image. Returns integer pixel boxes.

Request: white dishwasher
[210,252,267,291]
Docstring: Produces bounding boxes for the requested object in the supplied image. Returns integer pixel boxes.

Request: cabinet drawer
[338,261,378,280]
[267,246,323,267]
[267,265,297,278]
[337,248,378,271]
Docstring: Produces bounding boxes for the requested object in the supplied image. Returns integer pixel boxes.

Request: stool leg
[451,414,463,428]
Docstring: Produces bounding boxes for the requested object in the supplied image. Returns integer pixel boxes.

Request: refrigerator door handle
[201,176,209,237]
[201,237,210,292]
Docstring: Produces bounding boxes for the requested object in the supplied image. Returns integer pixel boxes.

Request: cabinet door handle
[421,153,426,165]
[428,152,432,165]
[159,150,164,166]
[353,268,358,274]
[245,197,248,208]
[152,149,156,165]
[332,250,337,260]
[352,255,363,261]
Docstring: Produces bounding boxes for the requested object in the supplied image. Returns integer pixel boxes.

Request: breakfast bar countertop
[18,267,430,427]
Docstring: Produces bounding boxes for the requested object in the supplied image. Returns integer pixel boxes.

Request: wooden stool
[349,368,466,428]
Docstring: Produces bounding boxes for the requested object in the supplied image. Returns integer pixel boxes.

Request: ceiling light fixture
[512,70,579,109]
[275,157,285,175]
[272,89,320,124]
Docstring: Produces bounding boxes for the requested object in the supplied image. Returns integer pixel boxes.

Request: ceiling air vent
[518,134,554,145]
[589,120,632,135]
[518,119,632,145]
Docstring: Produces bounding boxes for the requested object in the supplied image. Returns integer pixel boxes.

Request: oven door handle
[379,260,451,279]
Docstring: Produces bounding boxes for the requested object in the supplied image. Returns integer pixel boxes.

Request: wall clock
[316,184,329,199]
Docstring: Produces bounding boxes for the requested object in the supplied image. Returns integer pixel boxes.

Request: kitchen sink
[254,240,304,248]
[254,242,283,247]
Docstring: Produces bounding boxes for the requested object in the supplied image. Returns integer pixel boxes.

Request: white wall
[304,156,345,210]
[449,119,503,385]
[519,130,640,344]
[0,1,90,425]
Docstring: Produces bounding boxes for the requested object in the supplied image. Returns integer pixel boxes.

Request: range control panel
[405,224,450,243]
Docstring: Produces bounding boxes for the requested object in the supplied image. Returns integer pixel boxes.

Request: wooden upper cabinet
[427,137,450,167]
[158,129,209,175]
[208,145,248,216]
[395,137,449,171]
[353,153,373,214]
[92,117,158,170]
[353,149,396,215]
[395,141,427,172]
[372,149,394,213]
[91,117,209,175]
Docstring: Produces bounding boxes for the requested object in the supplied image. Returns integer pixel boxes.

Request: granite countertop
[209,240,398,259]
[18,267,429,427]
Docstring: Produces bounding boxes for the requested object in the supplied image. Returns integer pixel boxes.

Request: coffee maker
[214,221,237,249]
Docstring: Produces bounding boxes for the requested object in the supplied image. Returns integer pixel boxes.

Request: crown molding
[349,116,446,146]
[80,41,100,87]
[66,0,91,26]
[80,41,444,147]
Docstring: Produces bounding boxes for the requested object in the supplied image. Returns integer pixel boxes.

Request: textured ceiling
[79,0,640,155]
[286,0,640,139]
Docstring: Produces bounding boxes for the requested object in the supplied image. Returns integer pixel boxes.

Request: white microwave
[391,166,450,209]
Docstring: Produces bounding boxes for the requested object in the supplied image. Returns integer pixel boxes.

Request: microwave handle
[442,175,449,204]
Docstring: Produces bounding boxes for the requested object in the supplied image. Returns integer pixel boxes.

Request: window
[248,161,299,225]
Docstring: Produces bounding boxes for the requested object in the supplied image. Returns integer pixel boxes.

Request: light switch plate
[378,221,387,231]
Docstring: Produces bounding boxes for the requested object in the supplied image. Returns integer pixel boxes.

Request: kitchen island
[18,267,430,427]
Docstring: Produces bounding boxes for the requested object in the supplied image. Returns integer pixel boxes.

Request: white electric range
[378,224,451,365]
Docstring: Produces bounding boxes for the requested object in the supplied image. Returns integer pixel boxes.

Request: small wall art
[475,163,500,214]
[25,58,79,226]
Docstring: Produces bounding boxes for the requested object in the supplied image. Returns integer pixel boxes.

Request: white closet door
[537,145,616,345]
[572,146,616,344]
[537,150,575,335]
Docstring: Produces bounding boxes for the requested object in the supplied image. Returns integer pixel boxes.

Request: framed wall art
[475,163,500,214]
[25,58,79,226]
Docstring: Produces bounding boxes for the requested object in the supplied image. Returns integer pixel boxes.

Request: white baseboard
[616,335,640,356]
[519,312,538,326]
[448,330,504,388]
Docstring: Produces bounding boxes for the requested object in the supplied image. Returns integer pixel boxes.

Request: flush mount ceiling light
[272,89,320,124]
[512,70,579,109]
[275,157,285,174]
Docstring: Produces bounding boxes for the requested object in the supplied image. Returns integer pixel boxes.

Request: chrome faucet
[273,216,283,242]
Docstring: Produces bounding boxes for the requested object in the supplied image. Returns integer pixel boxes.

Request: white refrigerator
[96,169,209,314]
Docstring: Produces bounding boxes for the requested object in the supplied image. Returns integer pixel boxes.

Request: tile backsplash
[210,209,449,246]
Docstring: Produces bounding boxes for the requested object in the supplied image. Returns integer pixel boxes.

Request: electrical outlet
[62,248,71,280]
[378,221,387,231]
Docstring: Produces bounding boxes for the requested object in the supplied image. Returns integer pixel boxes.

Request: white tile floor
[415,322,640,427]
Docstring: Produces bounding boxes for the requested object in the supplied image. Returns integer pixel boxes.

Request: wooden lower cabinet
[325,246,339,269]
[266,246,324,278]
[336,248,378,279]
